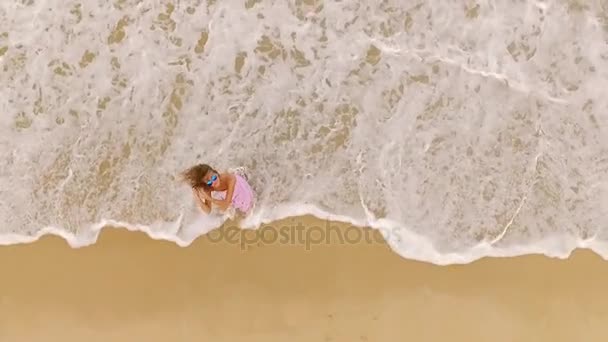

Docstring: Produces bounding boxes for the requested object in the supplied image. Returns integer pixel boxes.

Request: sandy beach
[0,215,606,342]
[3,0,608,341]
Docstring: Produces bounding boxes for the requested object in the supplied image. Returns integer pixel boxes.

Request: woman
[181,164,255,216]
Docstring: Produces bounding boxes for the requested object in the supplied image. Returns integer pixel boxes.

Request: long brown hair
[180,164,216,188]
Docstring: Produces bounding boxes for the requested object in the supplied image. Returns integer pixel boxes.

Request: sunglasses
[206,174,217,186]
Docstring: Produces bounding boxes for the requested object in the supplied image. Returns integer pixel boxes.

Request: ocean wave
[0,204,602,266]
[1,0,608,265]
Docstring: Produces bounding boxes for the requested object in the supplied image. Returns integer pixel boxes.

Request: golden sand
[1,216,607,341]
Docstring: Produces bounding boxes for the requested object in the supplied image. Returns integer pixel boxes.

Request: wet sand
[1,215,607,341]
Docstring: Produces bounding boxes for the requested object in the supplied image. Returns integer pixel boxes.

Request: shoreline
[0,214,602,265]
[1,215,608,341]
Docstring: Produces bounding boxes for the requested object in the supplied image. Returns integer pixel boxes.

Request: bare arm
[211,173,235,211]
[192,188,211,214]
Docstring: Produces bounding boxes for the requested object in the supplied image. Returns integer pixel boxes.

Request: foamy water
[1,0,607,264]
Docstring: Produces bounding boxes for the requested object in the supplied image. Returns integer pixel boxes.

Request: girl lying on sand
[181,164,255,217]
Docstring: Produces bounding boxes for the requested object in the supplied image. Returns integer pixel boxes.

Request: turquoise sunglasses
[206,174,217,186]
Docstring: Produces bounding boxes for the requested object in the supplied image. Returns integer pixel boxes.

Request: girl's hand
[214,199,229,211]
[192,188,211,201]
[192,187,211,214]
[194,187,212,201]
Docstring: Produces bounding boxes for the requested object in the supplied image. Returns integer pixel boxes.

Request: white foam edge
[0,203,604,266]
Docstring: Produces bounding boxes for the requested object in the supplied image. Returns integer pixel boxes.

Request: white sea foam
[1,0,608,264]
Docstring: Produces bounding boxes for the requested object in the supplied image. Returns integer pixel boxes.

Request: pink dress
[211,172,255,214]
